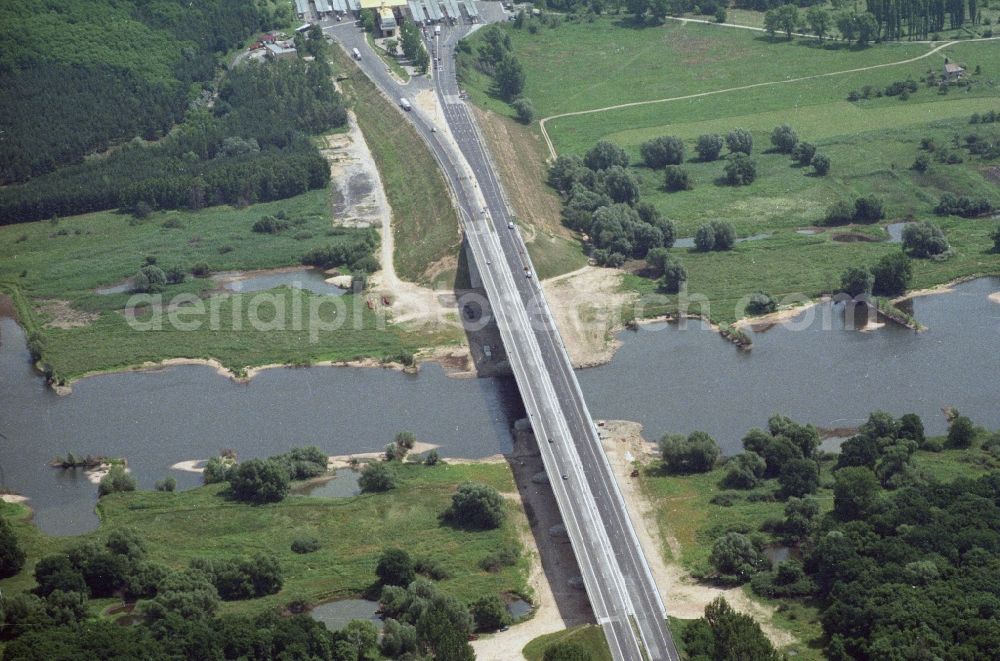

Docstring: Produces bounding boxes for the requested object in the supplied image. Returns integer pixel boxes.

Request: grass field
[0,461,529,617]
[0,188,462,380]
[460,19,1000,324]
[522,625,613,661]
[334,48,461,284]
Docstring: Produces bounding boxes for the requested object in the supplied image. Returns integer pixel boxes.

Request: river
[1,277,998,535]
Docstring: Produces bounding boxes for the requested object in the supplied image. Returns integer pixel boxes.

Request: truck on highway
[434,25,441,35]
[352,47,361,60]
[399,98,412,111]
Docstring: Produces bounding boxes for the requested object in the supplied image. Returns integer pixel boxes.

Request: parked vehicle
[352,47,361,60]
[399,97,412,111]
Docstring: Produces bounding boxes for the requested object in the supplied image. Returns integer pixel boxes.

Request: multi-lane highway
[328,18,679,660]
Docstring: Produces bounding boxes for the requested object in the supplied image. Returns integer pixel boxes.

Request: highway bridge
[326,18,680,660]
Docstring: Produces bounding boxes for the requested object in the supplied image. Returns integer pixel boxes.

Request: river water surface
[1,278,998,535]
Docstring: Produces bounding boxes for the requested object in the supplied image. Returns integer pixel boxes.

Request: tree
[726,128,753,155]
[141,569,220,622]
[695,220,737,251]
[855,11,879,45]
[663,165,692,191]
[696,134,724,161]
[991,225,1000,253]
[770,125,799,153]
[833,466,880,520]
[106,528,147,561]
[494,54,526,101]
[871,252,912,296]
[779,458,820,498]
[694,224,716,252]
[709,532,768,581]
[745,292,777,315]
[902,221,950,258]
[645,247,671,276]
[774,4,800,38]
[0,518,25,578]
[811,153,830,175]
[471,594,508,631]
[659,431,720,473]
[98,465,136,497]
[947,415,975,448]
[600,166,640,204]
[783,496,820,539]
[34,555,87,597]
[377,548,415,587]
[700,597,781,659]
[544,642,593,661]
[806,6,831,40]
[658,256,688,294]
[229,459,289,504]
[626,0,650,22]
[584,141,628,171]
[898,413,925,445]
[724,153,757,185]
[358,461,397,493]
[640,136,685,168]
[792,141,816,166]
[446,482,505,529]
[203,457,231,484]
[512,97,535,124]
[840,266,873,297]
[384,38,398,55]
[337,620,379,660]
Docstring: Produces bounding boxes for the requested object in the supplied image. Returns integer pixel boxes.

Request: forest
[0,28,347,225]
[0,0,288,185]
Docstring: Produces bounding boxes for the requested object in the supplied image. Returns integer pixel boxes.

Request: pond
[673,233,771,249]
[295,471,361,498]
[214,268,346,296]
[309,599,382,632]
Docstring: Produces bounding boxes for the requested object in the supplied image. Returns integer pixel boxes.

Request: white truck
[399,97,412,111]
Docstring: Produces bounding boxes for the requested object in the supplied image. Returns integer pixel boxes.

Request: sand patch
[326,441,441,470]
[599,420,797,649]
[1,494,28,504]
[542,266,635,368]
[38,300,99,329]
[171,460,206,473]
[989,291,1000,305]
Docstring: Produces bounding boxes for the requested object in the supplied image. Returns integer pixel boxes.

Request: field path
[539,36,999,160]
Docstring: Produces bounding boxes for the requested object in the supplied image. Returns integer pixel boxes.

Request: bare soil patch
[981,165,1000,185]
[831,231,880,243]
[542,266,635,367]
[38,300,99,329]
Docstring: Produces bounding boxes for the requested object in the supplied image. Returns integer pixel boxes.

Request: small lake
[674,233,770,249]
[885,222,913,243]
[578,277,1000,453]
[310,599,382,632]
[215,268,346,296]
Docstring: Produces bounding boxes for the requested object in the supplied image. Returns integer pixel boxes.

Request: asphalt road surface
[327,19,679,660]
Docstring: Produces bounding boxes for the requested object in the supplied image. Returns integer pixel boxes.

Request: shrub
[992,225,1000,253]
[640,136,685,168]
[194,553,283,600]
[98,465,136,497]
[696,134,724,161]
[823,200,854,225]
[471,594,509,631]
[724,153,757,185]
[512,97,535,124]
[694,220,735,252]
[840,266,874,297]
[291,535,321,554]
[480,543,520,572]
[912,154,930,172]
[658,257,688,294]
[154,476,176,492]
[745,292,777,316]
[583,140,628,171]
[902,221,950,258]
[709,532,768,581]
[229,459,290,504]
[251,215,289,234]
[359,461,397,493]
[722,452,766,490]
[203,456,232,484]
[770,125,798,153]
[191,262,211,277]
[133,265,167,293]
[446,482,505,529]
[811,152,830,175]
[377,548,415,586]
[543,642,593,661]
[663,165,692,191]
[164,266,186,285]
[934,193,993,218]
[778,458,820,498]
[424,450,441,466]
